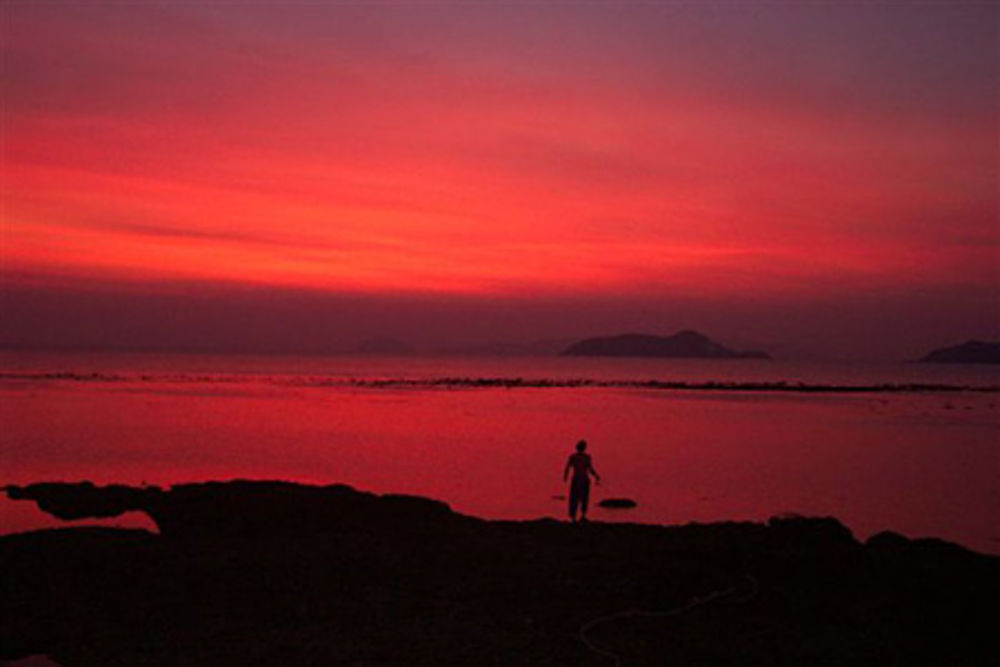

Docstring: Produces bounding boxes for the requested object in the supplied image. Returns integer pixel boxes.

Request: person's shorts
[569,476,590,514]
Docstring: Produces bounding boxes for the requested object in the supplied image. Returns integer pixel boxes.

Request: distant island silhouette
[3,480,997,664]
[920,340,1000,364]
[562,330,770,359]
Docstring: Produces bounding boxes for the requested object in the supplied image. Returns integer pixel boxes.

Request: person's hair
[576,439,587,452]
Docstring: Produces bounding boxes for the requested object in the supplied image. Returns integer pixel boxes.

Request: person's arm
[589,460,601,483]
[563,457,572,482]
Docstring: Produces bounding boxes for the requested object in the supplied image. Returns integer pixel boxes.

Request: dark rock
[766,514,856,549]
[598,497,637,509]
[867,530,911,549]
[562,330,771,359]
[6,482,158,521]
[3,480,998,665]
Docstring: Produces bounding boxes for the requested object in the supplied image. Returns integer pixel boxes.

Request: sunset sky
[2,2,997,358]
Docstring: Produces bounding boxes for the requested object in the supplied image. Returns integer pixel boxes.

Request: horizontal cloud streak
[2,2,997,355]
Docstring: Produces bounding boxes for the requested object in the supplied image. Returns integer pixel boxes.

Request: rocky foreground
[2,481,998,666]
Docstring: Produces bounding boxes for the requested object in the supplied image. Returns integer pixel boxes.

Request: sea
[2,350,998,554]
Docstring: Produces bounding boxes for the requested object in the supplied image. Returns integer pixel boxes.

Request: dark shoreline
[3,371,998,393]
[3,480,998,665]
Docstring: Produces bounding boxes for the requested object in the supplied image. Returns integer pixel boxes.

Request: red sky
[2,2,997,358]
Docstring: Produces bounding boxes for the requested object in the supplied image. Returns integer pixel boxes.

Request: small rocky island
[920,340,1000,364]
[562,330,770,359]
[3,480,997,665]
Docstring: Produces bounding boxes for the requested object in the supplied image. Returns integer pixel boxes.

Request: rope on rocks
[578,574,760,666]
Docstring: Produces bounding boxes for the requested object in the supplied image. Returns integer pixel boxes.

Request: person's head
[576,439,587,453]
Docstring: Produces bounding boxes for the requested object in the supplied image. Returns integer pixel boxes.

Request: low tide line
[1,371,998,394]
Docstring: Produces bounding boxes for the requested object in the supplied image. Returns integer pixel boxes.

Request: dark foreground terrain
[2,481,998,666]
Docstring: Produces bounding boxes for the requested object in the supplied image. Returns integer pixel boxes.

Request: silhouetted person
[564,439,600,522]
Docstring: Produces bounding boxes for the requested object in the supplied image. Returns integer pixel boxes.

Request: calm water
[2,351,998,553]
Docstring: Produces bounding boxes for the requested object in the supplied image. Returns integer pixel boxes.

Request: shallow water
[2,351,998,553]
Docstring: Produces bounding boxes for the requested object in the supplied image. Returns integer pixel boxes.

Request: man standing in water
[564,439,600,523]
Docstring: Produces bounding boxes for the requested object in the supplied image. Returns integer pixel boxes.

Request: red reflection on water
[2,379,998,553]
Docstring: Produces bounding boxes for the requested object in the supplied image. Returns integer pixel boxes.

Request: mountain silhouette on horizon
[561,330,770,359]
[920,340,1000,364]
